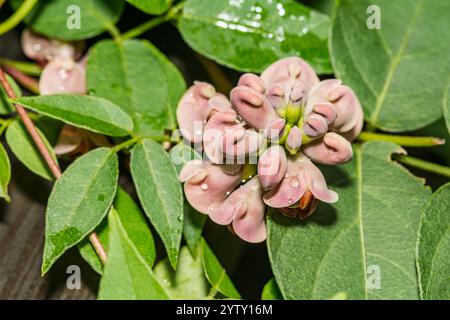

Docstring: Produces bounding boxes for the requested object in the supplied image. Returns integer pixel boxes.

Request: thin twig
[0,67,108,265]
[0,0,38,36]
[2,65,39,94]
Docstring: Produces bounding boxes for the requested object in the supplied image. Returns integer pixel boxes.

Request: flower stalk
[358,131,445,147]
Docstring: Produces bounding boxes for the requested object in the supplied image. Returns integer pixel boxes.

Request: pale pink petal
[176,82,217,144]
[286,125,302,154]
[266,83,285,108]
[230,85,280,131]
[302,114,328,138]
[39,58,86,95]
[22,29,84,62]
[302,132,353,165]
[54,125,83,156]
[203,110,241,163]
[263,158,307,208]
[306,79,363,140]
[237,73,265,93]
[301,157,339,203]
[180,160,242,214]
[260,57,319,94]
[212,177,267,243]
[257,145,287,190]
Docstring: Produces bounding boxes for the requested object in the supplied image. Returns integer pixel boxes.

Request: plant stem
[122,15,171,41]
[111,136,141,153]
[393,154,450,179]
[0,67,108,265]
[2,65,39,94]
[358,131,445,147]
[105,23,122,42]
[121,0,186,40]
[0,58,42,76]
[0,0,38,36]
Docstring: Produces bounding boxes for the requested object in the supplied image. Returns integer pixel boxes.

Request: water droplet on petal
[288,198,293,204]
[200,183,209,191]
[290,177,299,188]
[32,43,42,52]
[225,190,231,196]
[58,68,68,80]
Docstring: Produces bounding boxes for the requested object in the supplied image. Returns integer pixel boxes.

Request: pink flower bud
[230,85,280,131]
[306,79,363,140]
[302,132,353,165]
[211,177,267,243]
[180,160,242,215]
[257,145,287,190]
[177,82,224,144]
[21,29,84,62]
[203,110,264,164]
[286,125,303,154]
[237,73,265,93]
[39,58,86,95]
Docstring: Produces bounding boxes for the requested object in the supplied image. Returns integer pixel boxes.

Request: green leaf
[5,120,58,180]
[42,148,118,274]
[179,0,331,74]
[154,246,209,299]
[417,183,450,300]
[98,209,169,300]
[261,278,283,300]
[10,0,125,41]
[268,141,432,299]
[126,0,171,15]
[0,143,11,202]
[444,81,450,135]
[169,142,207,254]
[330,0,450,132]
[131,139,183,268]
[13,95,133,137]
[201,238,241,299]
[78,187,156,274]
[0,74,20,114]
[87,39,185,135]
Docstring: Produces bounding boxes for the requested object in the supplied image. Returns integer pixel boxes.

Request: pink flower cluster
[177,57,363,243]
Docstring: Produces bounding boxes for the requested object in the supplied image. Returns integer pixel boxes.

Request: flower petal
[306,79,363,140]
[301,157,339,203]
[176,81,218,144]
[302,132,353,165]
[263,158,307,208]
[22,29,84,62]
[286,125,302,153]
[180,160,242,214]
[39,58,86,95]
[260,57,319,94]
[212,177,267,243]
[54,125,83,156]
[237,73,265,93]
[257,145,287,190]
[230,85,280,131]
[302,113,328,138]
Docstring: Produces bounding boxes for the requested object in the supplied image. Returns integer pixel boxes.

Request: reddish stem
[1,65,39,94]
[0,67,108,265]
